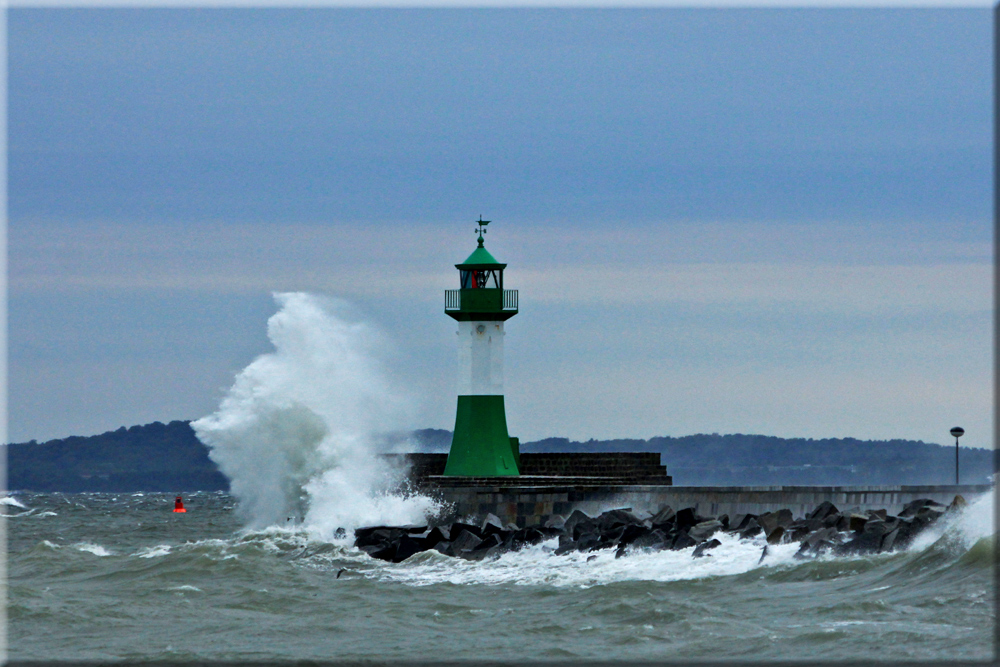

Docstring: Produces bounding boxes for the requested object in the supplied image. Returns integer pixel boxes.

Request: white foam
[137,545,172,558]
[375,532,803,588]
[3,507,35,518]
[354,493,997,588]
[906,490,995,552]
[950,491,995,545]
[1,496,27,508]
[193,292,440,537]
[75,543,113,557]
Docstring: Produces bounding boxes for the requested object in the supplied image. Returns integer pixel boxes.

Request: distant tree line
[522,433,997,486]
[5,422,995,491]
[7,421,229,492]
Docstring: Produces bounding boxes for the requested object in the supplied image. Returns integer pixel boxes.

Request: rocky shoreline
[355,496,965,564]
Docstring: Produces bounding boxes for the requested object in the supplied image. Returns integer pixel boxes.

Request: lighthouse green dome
[456,239,506,269]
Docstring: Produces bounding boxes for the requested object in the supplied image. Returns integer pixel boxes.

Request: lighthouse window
[460,269,500,289]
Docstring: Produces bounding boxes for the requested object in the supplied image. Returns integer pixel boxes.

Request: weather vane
[475,215,491,242]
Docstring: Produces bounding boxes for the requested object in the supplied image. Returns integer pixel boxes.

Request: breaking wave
[367,490,995,588]
[18,490,992,594]
[192,293,440,537]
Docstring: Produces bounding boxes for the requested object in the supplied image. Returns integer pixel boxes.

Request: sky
[7,7,993,449]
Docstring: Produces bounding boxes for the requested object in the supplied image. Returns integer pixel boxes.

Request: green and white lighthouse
[443,218,520,476]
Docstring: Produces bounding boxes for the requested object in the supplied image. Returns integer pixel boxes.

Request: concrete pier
[392,452,991,526]
[425,483,992,527]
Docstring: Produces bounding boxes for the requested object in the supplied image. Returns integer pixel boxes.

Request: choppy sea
[5,490,996,663]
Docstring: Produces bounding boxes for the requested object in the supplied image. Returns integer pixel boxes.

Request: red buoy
[173,496,186,513]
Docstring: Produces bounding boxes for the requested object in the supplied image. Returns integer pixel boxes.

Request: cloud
[518,263,991,312]
[11,220,990,316]
[506,357,992,444]
[6,9,991,447]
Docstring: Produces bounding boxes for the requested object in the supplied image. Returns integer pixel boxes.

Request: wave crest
[193,292,439,537]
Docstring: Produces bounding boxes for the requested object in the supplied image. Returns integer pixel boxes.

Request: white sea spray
[193,292,439,538]
[906,490,995,552]
[950,490,995,545]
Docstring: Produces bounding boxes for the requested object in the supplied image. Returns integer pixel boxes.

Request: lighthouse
[443,218,520,476]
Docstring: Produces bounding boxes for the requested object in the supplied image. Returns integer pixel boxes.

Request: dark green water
[6,491,995,662]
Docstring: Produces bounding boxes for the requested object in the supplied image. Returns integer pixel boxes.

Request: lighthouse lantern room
[443,218,520,476]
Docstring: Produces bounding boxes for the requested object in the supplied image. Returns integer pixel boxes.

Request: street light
[950,426,964,485]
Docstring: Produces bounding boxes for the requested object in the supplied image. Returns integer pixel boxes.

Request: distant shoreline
[5,420,996,493]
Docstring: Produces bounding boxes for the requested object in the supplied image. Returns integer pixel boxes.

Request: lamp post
[949,426,964,485]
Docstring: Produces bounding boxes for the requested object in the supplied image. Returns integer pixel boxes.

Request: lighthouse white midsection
[456,320,505,396]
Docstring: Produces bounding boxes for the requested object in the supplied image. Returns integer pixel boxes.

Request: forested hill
[521,434,996,486]
[5,421,996,491]
[7,421,228,492]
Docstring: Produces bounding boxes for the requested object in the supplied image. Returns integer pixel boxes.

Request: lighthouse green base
[444,395,520,476]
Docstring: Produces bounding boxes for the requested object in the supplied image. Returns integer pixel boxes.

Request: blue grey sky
[8,8,992,448]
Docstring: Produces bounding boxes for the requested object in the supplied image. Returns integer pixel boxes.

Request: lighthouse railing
[444,289,518,312]
[503,289,518,311]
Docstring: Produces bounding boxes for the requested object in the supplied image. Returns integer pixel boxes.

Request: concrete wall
[393,452,671,484]
[429,483,994,527]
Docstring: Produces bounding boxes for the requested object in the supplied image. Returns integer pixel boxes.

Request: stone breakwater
[354,496,965,564]
[417,483,990,528]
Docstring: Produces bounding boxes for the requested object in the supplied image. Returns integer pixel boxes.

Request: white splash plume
[193,292,439,537]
